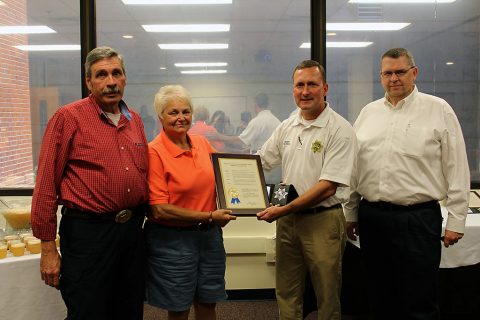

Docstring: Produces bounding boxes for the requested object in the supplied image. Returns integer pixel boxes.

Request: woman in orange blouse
[145,85,236,320]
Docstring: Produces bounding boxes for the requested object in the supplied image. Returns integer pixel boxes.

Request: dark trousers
[59,213,145,320]
[358,200,442,320]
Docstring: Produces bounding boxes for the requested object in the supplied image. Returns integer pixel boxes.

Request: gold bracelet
[208,211,213,223]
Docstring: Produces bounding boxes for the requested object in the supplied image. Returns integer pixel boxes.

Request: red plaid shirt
[32,95,149,240]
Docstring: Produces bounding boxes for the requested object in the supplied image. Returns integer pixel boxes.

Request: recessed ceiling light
[122,35,134,39]
[327,22,409,31]
[175,62,228,67]
[327,41,373,48]
[300,42,373,48]
[181,70,227,74]
[446,61,454,65]
[143,24,229,32]
[123,0,232,4]
[349,0,455,3]
[14,45,80,51]
[327,32,337,36]
[159,66,167,70]
[158,43,228,50]
[0,25,56,34]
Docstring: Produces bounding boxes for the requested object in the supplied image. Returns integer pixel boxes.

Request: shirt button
[121,146,124,150]
[125,167,129,171]
[127,188,131,193]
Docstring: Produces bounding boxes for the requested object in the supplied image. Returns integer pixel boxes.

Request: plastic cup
[27,239,41,254]
[10,242,25,257]
[20,233,33,241]
[24,237,37,251]
[4,235,19,242]
[7,239,21,250]
[0,244,7,259]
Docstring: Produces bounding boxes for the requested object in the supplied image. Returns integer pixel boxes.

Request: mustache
[102,87,120,94]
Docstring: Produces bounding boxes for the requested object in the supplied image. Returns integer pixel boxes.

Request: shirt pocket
[132,142,148,173]
[399,124,425,158]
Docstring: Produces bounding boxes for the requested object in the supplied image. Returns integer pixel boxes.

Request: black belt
[61,205,146,223]
[299,203,342,214]
[154,222,216,231]
[362,200,438,211]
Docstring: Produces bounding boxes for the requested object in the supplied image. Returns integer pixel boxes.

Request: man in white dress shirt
[257,60,356,320]
[238,93,281,154]
[344,47,470,320]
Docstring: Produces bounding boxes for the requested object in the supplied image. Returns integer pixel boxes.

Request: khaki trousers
[275,207,346,320]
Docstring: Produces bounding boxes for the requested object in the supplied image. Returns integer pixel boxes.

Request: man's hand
[40,240,61,289]
[346,221,359,241]
[442,229,464,248]
[257,205,286,223]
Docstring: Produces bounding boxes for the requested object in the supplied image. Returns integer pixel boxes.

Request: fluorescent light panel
[300,42,373,48]
[159,43,228,50]
[143,24,229,32]
[0,25,56,34]
[123,0,232,4]
[175,62,228,67]
[181,70,227,74]
[327,22,409,31]
[14,45,80,51]
[349,0,455,3]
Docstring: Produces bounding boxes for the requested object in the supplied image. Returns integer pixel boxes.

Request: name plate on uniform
[211,153,269,216]
[270,184,298,206]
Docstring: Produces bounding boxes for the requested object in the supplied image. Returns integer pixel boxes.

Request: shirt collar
[89,94,132,121]
[383,85,418,109]
[292,102,331,128]
[160,130,195,158]
[257,109,271,116]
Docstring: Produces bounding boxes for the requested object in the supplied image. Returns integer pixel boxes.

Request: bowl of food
[0,198,32,231]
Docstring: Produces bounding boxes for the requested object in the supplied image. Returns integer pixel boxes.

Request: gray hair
[292,60,326,82]
[382,48,416,67]
[84,46,125,78]
[154,85,193,118]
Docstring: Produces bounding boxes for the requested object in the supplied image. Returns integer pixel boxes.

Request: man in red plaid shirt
[31,46,149,320]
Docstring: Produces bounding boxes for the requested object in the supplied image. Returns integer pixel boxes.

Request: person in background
[211,93,281,155]
[31,46,148,320]
[208,93,282,182]
[239,93,281,154]
[257,60,356,320]
[209,110,234,135]
[145,85,237,320]
[344,47,469,320]
[235,110,252,135]
[189,105,225,151]
[140,104,156,141]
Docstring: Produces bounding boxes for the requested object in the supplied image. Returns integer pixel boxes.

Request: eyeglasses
[380,66,416,78]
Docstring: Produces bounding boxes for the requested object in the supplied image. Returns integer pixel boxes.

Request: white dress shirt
[344,86,470,233]
[239,109,281,154]
[260,103,356,207]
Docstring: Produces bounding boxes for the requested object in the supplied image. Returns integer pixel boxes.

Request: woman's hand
[211,209,236,227]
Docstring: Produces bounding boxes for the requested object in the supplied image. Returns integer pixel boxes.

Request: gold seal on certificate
[211,153,269,216]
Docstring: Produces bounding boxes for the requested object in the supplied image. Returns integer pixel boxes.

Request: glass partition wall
[0,0,81,190]
[326,0,480,182]
[2,0,480,190]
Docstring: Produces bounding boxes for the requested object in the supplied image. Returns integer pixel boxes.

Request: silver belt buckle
[115,209,132,223]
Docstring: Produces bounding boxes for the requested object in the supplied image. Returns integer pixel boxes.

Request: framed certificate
[211,153,269,216]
